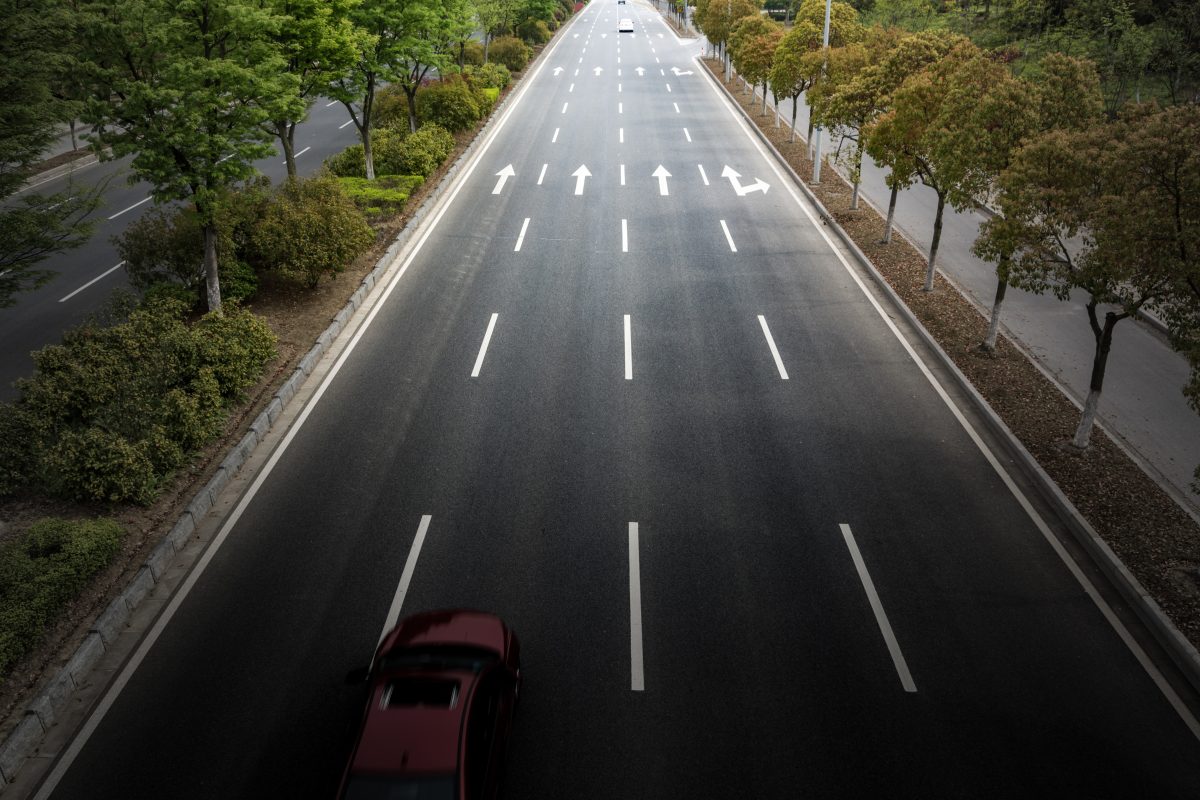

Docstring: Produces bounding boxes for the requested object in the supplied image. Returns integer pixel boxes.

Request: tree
[392,0,477,134]
[695,0,759,77]
[729,15,780,101]
[0,0,101,308]
[263,0,361,178]
[79,0,303,313]
[974,53,1103,352]
[987,107,1193,450]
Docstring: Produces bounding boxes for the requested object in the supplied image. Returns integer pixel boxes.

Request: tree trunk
[279,120,297,178]
[363,125,375,180]
[981,260,1008,352]
[850,145,863,210]
[882,183,898,243]
[760,82,768,115]
[789,97,798,143]
[69,119,78,151]
[773,93,780,128]
[202,221,222,313]
[923,191,945,291]
[1072,304,1124,449]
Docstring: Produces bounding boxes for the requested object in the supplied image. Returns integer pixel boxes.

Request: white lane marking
[720,219,736,252]
[621,219,628,253]
[562,102,569,113]
[757,316,789,380]
[492,164,515,194]
[619,102,623,114]
[471,313,499,377]
[699,52,1200,741]
[514,217,530,251]
[107,196,151,220]
[629,522,645,691]
[840,524,917,693]
[552,127,561,143]
[282,146,311,164]
[673,102,680,113]
[59,261,125,303]
[620,164,626,186]
[579,57,583,63]
[339,118,353,129]
[619,128,624,143]
[666,83,671,92]
[683,128,692,142]
[380,516,433,641]
[538,163,548,185]
[624,313,632,379]
[569,82,575,92]
[698,164,709,185]
[32,16,598,793]
[618,83,622,92]
[574,68,579,76]
[618,68,622,77]
[324,100,338,107]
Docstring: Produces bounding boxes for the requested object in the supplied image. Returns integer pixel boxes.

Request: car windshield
[343,774,456,800]
[379,645,498,673]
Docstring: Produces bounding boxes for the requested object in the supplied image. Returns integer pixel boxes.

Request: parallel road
[33,4,1200,798]
[0,99,361,399]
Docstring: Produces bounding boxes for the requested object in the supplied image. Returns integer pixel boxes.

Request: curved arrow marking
[721,165,770,196]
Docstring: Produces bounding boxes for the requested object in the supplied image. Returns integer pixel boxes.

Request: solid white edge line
[106,195,151,220]
[624,314,633,380]
[32,21,587,797]
[514,217,530,251]
[59,262,125,303]
[757,315,789,380]
[471,313,499,377]
[840,524,918,693]
[380,515,433,641]
[720,219,736,252]
[629,522,645,691]
[698,58,1200,739]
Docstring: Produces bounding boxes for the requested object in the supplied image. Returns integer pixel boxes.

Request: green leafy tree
[392,0,478,134]
[0,0,101,308]
[729,15,780,100]
[695,0,759,76]
[78,0,303,313]
[263,0,361,177]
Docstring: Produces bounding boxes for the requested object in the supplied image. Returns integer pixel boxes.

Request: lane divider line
[624,314,633,380]
[538,164,548,184]
[59,261,125,303]
[840,524,918,693]
[720,219,736,252]
[757,315,789,380]
[629,522,645,691]
[471,313,499,378]
[107,196,151,220]
[698,164,709,185]
[380,515,433,641]
[514,217,530,251]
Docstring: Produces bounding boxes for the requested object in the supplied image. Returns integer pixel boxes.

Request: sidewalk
[701,43,1200,518]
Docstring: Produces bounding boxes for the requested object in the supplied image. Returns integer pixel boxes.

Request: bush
[324,143,367,178]
[0,518,124,676]
[416,78,482,133]
[518,18,552,45]
[372,85,409,130]
[252,175,375,288]
[396,124,455,177]
[339,175,423,219]
[468,62,511,90]
[1,298,277,503]
[489,36,531,72]
[463,40,485,66]
[325,129,415,178]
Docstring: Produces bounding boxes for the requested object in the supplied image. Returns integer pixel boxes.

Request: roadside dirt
[703,59,1200,646]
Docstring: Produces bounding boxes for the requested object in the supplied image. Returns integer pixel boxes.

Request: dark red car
[339,610,522,800]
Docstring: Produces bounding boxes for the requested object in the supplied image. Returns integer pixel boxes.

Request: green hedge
[0,517,123,676]
[417,78,482,133]
[490,37,531,72]
[339,175,423,218]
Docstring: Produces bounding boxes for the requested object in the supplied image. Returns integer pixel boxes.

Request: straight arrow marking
[492,164,515,194]
[573,165,591,195]
[652,165,671,196]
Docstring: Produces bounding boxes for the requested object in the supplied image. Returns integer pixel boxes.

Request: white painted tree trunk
[203,223,222,313]
[1072,388,1102,449]
[882,183,898,243]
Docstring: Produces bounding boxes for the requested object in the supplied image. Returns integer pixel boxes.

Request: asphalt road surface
[32,4,1200,798]
[0,97,362,400]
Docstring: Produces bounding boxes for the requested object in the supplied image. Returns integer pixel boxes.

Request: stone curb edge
[700,57,1200,697]
[0,24,562,790]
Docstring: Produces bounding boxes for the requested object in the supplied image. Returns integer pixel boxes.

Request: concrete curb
[0,23,564,790]
[701,58,1200,697]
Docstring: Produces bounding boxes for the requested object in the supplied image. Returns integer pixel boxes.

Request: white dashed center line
[757,316,789,380]
[629,521,645,691]
[623,314,633,379]
[471,313,499,378]
[538,163,548,184]
[720,219,736,251]
[514,217,530,251]
[840,524,918,693]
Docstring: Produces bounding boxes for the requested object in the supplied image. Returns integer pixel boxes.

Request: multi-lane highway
[28,3,1200,798]
[1,98,361,399]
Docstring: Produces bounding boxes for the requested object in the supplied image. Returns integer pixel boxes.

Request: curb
[0,22,564,792]
[701,58,1200,698]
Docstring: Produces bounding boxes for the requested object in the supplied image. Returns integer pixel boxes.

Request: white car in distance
[618,17,633,31]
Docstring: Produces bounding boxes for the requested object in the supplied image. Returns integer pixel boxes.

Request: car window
[343,774,456,800]
[380,646,498,674]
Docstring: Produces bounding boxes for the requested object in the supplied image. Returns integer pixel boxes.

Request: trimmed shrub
[0,518,124,676]
[325,129,416,178]
[489,36,531,72]
[396,125,455,178]
[324,143,367,178]
[339,175,424,219]
[518,18,552,45]
[463,40,485,66]
[469,62,511,90]
[372,85,409,130]
[416,78,482,133]
[194,305,279,402]
[252,175,375,288]
[43,426,161,504]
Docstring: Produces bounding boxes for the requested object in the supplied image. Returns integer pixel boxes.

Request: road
[31,4,1200,798]
[0,98,362,400]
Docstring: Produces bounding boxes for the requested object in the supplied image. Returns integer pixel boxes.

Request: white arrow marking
[721,165,770,196]
[652,165,671,196]
[553,66,564,75]
[671,67,694,76]
[492,164,515,195]
[594,66,604,76]
[657,33,664,39]
[572,165,592,195]
[635,67,645,76]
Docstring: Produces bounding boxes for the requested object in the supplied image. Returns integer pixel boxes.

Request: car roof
[380,609,508,657]
[351,668,479,777]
